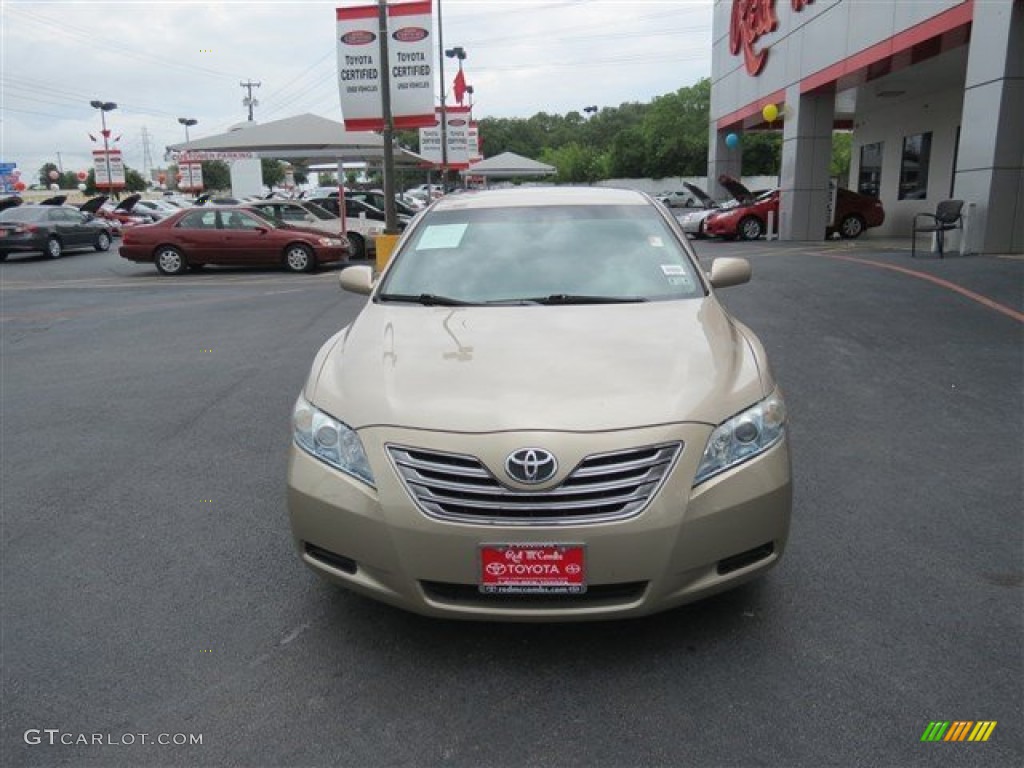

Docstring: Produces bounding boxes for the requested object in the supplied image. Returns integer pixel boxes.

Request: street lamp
[583,105,598,116]
[177,118,198,195]
[89,100,117,197]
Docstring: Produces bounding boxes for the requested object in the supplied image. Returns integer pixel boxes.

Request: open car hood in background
[39,195,68,206]
[114,193,142,212]
[79,195,109,214]
[682,183,716,208]
[717,175,755,204]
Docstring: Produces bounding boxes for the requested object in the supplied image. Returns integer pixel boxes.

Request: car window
[223,211,268,230]
[177,210,219,229]
[303,203,335,221]
[381,204,703,304]
[1,207,42,222]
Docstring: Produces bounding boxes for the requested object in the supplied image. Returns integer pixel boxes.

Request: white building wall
[849,86,964,237]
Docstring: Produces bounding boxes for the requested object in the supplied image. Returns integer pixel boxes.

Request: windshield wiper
[376,293,477,306]
[528,294,649,305]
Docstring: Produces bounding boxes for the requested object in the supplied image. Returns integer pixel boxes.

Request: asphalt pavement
[1,239,1021,767]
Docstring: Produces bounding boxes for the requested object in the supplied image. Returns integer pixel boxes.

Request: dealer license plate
[479,544,586,595]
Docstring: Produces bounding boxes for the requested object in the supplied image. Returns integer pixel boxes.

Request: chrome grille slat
[387,442,682,525]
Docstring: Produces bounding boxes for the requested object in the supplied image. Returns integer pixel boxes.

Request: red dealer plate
[479,544,586,595]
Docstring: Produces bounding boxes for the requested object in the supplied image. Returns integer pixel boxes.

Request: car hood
[79,195,109,213]
[682,183,716,208]
[717,175,754,204]
[114,193,141,212]
[309,299,766,433]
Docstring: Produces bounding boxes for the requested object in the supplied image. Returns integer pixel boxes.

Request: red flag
[101,129,111,139]
[453,68,467,105]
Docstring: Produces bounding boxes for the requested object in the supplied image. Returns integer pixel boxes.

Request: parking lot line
[811,251,1024,324]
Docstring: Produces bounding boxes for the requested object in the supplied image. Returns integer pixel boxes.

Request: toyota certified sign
[336,1,436,132]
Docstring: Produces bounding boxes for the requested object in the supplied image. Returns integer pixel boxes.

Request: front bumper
[287,423,791,621]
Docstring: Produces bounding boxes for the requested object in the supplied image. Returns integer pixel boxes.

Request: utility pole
[240,80,261,122]
[141,126,154,178]
[377,0,398,235]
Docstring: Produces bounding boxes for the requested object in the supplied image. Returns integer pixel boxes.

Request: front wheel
[46,237,63,259]
[347,233,366,260]
[838,214,865,239]
[94,232,111,252]
[155,245,187,275]
[738,216,764,241]
[284,243,315,273]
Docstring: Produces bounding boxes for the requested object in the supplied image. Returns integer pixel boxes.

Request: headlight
[292,394,375,486]
[694,390,786,486]
[317,237,342,246]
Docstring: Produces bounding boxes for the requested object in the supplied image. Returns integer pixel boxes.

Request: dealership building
[708,0,1022,254]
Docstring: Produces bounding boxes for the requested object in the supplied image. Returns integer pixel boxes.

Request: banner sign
[417,106,471,169]
[179,163,204,192]
[336,0,436,132]
[0,162,16,193]
[92,150,126,188]
[468,121,482,163]
[177,150,256,162]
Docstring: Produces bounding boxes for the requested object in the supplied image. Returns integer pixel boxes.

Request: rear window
[381,204,703,304]
[0,207,45,222]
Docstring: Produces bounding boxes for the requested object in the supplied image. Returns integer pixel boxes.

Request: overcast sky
[0,0,713,180]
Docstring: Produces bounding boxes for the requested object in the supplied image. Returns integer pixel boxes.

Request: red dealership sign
[730,0,814,76]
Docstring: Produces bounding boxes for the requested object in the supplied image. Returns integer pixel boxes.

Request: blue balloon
[725,132,740,148]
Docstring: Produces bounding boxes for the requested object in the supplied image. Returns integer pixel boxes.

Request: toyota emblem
[505,448,557,484]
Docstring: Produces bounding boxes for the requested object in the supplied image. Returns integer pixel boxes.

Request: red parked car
[704,176,885,240]
[119,206,351,275]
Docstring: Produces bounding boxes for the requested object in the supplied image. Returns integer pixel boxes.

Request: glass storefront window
[858,142,883,198]
[899,132,932,200]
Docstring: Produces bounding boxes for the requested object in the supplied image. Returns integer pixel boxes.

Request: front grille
[421,580,648,607]
[387,442,681,525]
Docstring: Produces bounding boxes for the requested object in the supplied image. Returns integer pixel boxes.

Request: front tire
[94,232,111,252]
[155,245,187,275]
[284,243,315,273]
[347,233,366,260]
[738,216,764,241]
[838,214,865,239]
[46,237,63,259]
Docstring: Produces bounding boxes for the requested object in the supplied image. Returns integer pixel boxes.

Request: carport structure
[462,151,556,186]
[165,113,429,192]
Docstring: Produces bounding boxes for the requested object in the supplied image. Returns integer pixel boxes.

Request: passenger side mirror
[708,257,751,289]
[339,265,374,295]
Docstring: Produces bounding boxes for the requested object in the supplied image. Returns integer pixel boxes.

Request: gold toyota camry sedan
[287,186,791,621]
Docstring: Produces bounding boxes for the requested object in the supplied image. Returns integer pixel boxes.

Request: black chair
[912,199,963,258]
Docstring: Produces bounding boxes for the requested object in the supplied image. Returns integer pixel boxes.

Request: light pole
[178,118,198,195]
[583,105,598,117]
[89,100,117,197]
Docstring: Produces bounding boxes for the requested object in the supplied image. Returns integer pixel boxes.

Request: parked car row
[680,176,885,241]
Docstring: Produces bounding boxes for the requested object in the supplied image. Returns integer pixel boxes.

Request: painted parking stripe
[811,251,1024,324]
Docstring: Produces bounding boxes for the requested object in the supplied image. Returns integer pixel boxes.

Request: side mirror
[255,227,268,234]
[708,257,751,289]
[339,265,373,295]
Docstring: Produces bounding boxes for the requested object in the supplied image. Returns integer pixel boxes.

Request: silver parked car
[287,186,791,621]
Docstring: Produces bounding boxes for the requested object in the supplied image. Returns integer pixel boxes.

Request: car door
[173,209,221,263]
[50,208,90,249]
[219,210,279,265]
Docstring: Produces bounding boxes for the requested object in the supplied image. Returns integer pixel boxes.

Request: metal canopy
[166,113,428,165]
[462,151,556,178]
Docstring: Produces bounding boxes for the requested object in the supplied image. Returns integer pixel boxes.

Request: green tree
[200,160,231,191]
[261,159,285,188]
[540,142,605,184]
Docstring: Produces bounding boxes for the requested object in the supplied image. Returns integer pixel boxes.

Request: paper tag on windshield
[417,223,467,250]
[661,264,686,276]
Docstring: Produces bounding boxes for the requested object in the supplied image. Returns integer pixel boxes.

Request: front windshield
[379,204,704,304]
[303,202,336,220]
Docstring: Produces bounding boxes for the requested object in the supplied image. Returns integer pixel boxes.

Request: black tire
[0,254,8,262]
[46,237,63,259]
[347,233,366,260]
[154,245,187,275]
[838,214,865,239]
[284,243,315,273]
[94,231,111,252]
[738,216,764,241]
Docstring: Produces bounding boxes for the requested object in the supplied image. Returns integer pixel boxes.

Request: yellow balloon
[762,103,779,123]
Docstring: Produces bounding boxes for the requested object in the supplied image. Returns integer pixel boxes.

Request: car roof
[430,186,649,211]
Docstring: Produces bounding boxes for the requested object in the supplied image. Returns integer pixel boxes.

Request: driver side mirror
[339,265,374,295]
[708,257,751,289]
